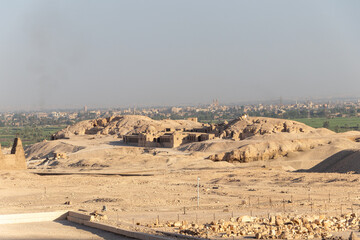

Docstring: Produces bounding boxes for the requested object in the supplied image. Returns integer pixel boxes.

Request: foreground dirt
[1,166,360,238]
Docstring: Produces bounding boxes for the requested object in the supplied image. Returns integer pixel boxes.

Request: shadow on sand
[298,149,360,174]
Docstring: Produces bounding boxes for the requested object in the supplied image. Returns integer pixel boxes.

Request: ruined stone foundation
[0,138,26,170]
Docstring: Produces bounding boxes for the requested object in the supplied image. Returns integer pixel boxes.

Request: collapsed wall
[0,138,27,170]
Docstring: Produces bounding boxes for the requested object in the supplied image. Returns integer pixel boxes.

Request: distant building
[212,99,219,107]
[171,107,182,113]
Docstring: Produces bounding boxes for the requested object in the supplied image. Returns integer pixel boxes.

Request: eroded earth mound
[27,115,360,172]
[25,141,85,160]
[208,138,333,163]
[221,116,315,140]
[52,115,203,139]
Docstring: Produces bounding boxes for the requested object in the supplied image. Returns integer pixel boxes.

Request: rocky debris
[208,138,332,163]
[67,160,110,168]
[52,115,203,140]
[84,197,123,203]
[53,152,67,160]
[221,117,316,140]
[52,115,321,142]
[90,210,108,221]
[150,213,360,239]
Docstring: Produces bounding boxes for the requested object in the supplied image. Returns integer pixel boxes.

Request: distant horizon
[1,95,360,113]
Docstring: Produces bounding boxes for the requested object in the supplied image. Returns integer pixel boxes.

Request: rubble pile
[52,115,203,139]
[223,117,315,140]
[151,213,360,239]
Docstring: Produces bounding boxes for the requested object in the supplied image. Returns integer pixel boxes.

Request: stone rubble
[89,210,108,221]
[149,213,360,239]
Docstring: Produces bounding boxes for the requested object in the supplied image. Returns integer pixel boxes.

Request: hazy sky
[1,0,360,110]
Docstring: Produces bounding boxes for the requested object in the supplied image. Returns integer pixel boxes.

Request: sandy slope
[306,149,360,173]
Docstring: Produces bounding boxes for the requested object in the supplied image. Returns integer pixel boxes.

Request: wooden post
[183,207,186,215]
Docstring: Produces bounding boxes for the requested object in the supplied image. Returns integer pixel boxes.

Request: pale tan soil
[1,167,360,239]
[5,117,360,239]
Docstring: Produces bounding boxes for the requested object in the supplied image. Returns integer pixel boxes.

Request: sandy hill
[222,116,315,139]
[25,141,85,160]
[52,115,203,139]
[305,149,360,173]
[178,117,339,163]
[26,115,360,173]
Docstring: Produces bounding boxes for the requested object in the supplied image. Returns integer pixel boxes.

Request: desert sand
[2,115,360,239]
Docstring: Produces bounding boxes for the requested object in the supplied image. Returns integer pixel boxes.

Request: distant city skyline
[2,95,360,113]
[1,0,360,111]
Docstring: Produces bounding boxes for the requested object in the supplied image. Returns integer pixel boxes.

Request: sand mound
[52,115,203,139]
[208,138,333,163]
[221,117,317,140]
[200,118,339,163]
[305,149,360,173]
[25,141,85,160]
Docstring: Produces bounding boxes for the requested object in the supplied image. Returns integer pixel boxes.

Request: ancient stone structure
[0,138,26,170]
[123,126,216,148]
